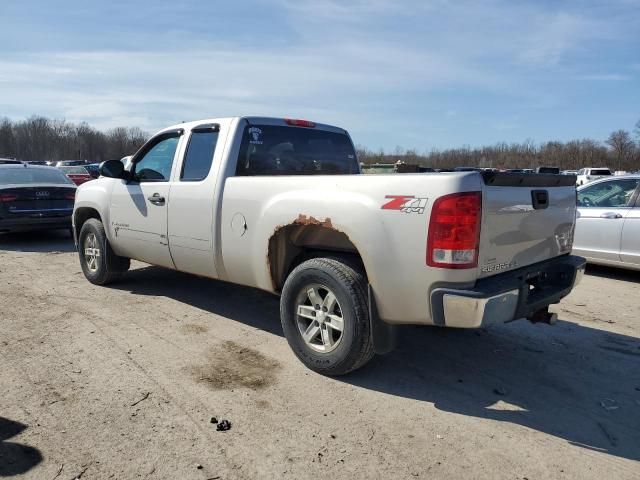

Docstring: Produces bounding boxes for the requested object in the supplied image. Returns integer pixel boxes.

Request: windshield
[591,169,611,176]
[235,125,358,175]
[0,167,74,185]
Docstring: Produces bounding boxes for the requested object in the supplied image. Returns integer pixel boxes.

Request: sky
[0,0,638,151]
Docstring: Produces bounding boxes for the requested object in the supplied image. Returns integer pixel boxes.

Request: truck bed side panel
[220,173,482,324]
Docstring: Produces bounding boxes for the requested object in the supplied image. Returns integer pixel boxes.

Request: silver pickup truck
[73,117,586,375]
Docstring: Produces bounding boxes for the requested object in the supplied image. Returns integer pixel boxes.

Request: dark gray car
[0,164,76,233]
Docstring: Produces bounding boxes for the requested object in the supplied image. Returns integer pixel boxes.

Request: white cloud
[0,42,501,135]
[0,0,637,149]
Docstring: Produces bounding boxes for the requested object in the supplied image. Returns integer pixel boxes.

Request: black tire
[280,257,375,376]
[78,218,130,285]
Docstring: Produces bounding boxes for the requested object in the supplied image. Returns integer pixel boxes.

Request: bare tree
[0,116,148,162]
[606,130,635,172]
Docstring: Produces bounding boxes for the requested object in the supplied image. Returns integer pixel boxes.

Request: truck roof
[157,117,347,136]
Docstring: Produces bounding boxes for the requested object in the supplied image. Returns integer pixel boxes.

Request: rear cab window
[591,169,611,176]
[235,124,358,176]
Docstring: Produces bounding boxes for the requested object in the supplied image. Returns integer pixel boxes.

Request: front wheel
[79,218,130,285]
[280,257,374,376]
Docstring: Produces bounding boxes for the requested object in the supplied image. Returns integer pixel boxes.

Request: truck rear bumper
[430,255,586,328]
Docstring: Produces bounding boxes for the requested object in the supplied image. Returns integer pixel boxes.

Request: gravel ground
[1,230,639,479]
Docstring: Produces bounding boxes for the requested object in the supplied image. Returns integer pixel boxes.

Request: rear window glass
[235,125,358,176]
[591,169,611,176]
[0,168,73,185]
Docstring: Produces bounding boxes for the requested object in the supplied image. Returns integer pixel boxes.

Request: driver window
[577,179,639,208]
[134,136,180,182]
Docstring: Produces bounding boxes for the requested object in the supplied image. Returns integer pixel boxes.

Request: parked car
[562,170,577,175]
[84,163,101,179]
[0,158,23,165]
[55,160,87,167]
[506,168,534,174]
[73,116,585,375]
[576,167,611,186]
[0,164,76,233]
[536,167,560,174]
[58,166,93,186]
[24,161,48,166]
[573,175,640,271]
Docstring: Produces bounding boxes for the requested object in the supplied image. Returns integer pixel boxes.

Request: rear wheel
[280,257,374,375]
[79,218,130,285]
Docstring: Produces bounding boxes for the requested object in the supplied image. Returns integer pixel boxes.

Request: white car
[573,175,640,270]
[576,168,611,186]
[72,116,585,374]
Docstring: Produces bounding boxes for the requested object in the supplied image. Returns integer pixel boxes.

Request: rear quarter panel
[220,172,483,324]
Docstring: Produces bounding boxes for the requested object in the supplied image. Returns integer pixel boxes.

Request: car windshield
[235,125,358,175]
[591,169,611,176]
[0,167,74,185]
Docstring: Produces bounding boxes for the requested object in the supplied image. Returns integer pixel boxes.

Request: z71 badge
[381,195,429,214]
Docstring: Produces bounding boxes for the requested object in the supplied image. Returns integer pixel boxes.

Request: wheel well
[74,207,102,238]
[268,223,365,291]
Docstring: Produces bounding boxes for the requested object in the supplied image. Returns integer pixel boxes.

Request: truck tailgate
[478,173,577,278]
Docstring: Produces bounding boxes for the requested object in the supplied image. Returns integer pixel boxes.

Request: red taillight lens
[65,191,76,200]
[284,118,316,128]
[0,193,18,202]
[427,192,482,269]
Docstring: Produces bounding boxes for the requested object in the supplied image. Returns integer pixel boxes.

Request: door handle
[599,212,622,219]
[147,193,165,205]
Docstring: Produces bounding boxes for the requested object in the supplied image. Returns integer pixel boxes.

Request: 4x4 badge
[381,195,428,214]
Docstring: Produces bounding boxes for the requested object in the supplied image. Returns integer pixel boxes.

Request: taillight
[427,192,482,269]
[284,118,316,128]
[65,191,76,200]
[0,193,18,202]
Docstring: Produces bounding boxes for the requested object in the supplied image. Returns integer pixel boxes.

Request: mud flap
[368,284,397,355]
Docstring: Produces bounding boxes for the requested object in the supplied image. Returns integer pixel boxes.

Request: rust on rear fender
[267,215,352,291]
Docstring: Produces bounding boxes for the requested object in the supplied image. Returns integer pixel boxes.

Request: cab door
[573,178,640,262]
[109,130,183,268]
[167,122,228,278]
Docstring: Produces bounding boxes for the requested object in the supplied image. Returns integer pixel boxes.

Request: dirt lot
[1,231,639,480]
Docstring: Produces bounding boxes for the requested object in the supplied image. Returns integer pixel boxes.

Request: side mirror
[99,159,128,180]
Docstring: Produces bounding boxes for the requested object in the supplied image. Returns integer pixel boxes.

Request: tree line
[1,115,639,172]
[357,121,640,172]
[0,116,147,163]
